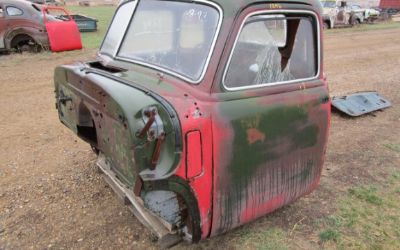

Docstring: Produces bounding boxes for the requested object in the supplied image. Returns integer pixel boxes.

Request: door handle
[57,90,72,105]
[58,96,72,105]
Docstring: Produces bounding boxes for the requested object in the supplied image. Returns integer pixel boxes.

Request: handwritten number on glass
[184,9,208,22]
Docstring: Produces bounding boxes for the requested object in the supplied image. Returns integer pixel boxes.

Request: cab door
[211,6,330,235]
[43,6,82,52]
[0,5,6,49]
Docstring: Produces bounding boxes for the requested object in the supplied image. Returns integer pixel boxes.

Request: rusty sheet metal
[332,92,391,116]
[54,0,329,244]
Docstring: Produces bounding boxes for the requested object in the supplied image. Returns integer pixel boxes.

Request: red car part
[42,6,82,52]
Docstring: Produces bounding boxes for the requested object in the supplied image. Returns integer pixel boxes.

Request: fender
[5,26,49,50]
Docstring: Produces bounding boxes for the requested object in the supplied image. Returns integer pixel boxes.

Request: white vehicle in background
[350,4,380,22]
[364,7,380,22]
[321,0,364,29]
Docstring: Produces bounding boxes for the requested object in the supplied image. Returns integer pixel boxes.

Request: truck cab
[54,0,330,246]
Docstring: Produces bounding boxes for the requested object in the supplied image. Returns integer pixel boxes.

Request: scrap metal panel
[332,91,391,116]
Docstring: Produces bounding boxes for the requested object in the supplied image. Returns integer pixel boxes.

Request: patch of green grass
[318,171,400,249]
[238,228,288,250]
[348,186,383,206]
[392,171,400,179]
[64,6,117,49]
[325,21,400,34]
[325,215,343,227]
[384,143,400,153]
[319,228,341,242]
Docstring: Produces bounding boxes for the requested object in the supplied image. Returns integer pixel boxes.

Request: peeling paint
[54,0,329,243]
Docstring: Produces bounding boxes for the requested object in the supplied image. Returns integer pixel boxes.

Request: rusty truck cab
[55,0,329,246]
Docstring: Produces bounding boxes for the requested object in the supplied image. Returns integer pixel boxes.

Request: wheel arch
[143,176,202,242]
[76,102,99,148]
[5,27,46,50]
[350,14,361,25]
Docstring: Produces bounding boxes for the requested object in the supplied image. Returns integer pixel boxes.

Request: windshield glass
[321,1,336,8]
[113,0,220,82]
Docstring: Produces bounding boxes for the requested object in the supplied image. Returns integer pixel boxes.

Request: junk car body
[54,0,330,245]
[0,0,50,52]
[0,0,81,52]
[349,4,380,23]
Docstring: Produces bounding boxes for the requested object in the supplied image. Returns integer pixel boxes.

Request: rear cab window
[223,11,319,90]
[6,6,23,16]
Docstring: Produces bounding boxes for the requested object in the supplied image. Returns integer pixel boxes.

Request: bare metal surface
[143,191,181,225]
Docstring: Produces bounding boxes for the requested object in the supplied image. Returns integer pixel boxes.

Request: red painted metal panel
[169,96,214,239]
[380,0,400,8]
[186,131,203,179]
[43,7,82,52]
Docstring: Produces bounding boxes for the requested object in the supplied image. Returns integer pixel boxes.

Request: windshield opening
[101,0,221,83]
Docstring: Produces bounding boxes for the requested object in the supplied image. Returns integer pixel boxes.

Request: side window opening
[0,6,4,18]
[224,13,318,89]
[6,6,23,17]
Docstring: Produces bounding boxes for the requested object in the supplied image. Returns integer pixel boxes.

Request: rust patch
[246,128,266,145]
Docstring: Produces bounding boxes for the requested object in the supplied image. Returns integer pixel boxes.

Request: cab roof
[189,0,321,14]
[0,0,43,9]
[212,0,320,8]
[118,0,322,15]
[1,0,33,5]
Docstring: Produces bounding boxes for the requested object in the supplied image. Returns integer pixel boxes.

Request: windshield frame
[99,0,223,84]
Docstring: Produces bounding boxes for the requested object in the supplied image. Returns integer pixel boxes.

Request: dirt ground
[1,28,399,250]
